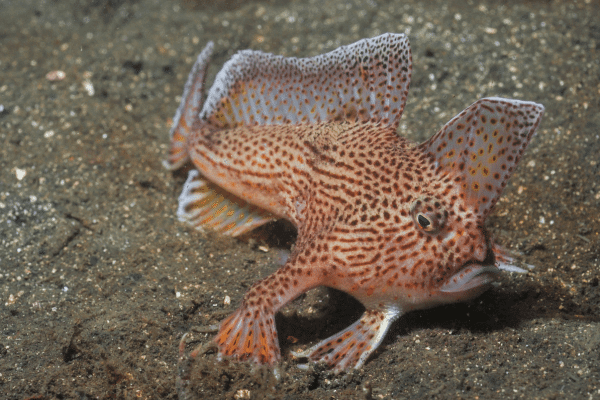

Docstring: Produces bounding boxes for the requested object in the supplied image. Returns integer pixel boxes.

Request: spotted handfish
[166,33,544,372]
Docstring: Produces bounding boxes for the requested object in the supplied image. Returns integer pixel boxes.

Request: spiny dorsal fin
[419,97,544,218]
[177,170,275,237]
[201,33,412,129]
[165,42,214,170]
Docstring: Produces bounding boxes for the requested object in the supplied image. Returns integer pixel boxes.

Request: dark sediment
[1,0,598,398]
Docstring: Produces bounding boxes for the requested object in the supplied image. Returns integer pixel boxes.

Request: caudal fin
[164,42,214,170]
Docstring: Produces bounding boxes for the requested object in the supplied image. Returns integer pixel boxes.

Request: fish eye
[417,214,432,230]
[411,197,446,234]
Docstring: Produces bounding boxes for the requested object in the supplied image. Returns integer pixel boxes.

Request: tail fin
[164,42,214,170]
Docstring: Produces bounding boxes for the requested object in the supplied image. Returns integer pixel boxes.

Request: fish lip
[439,264,500,294]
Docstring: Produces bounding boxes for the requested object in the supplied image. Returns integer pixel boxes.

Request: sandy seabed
[1,0,599,398]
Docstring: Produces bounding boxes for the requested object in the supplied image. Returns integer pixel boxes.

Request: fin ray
[165,42,214,170]
[201,33,412,129]
[215,303,280,365]
[292,308,399,372]
[419,97,544,218]
[178,170,275,236]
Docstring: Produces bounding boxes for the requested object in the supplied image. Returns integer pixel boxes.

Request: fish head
[401,189,497,305]
[403,98,544,306]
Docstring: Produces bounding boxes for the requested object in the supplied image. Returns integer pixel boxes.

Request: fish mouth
[439,264,500,296]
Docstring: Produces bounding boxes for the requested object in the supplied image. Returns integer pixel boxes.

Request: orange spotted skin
[167,34,544,372]
[191,120,487,297]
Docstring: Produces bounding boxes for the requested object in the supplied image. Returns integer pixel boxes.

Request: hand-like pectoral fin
[292,307,400,373]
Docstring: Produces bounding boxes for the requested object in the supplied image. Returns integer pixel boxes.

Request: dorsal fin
[165,42,214,170]
[201,33,412,129]
[419,97,544,218]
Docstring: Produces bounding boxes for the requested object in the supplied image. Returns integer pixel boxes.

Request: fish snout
[437,263,500,301]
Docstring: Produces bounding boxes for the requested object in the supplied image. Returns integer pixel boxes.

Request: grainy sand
[1,0,598,398]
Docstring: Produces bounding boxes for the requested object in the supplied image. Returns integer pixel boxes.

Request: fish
[165,33,544,373]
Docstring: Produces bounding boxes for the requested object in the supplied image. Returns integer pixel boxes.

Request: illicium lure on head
[166,33,544,373]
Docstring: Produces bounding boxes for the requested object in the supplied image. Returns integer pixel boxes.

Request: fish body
[166,34,544,372]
